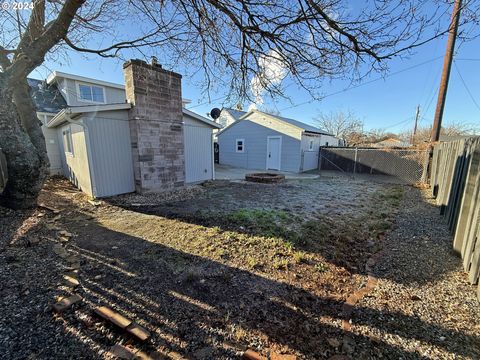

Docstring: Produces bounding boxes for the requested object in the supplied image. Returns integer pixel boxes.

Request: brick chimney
[123,59,185,193]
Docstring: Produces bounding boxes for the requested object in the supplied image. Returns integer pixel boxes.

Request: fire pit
[245,173,285,183]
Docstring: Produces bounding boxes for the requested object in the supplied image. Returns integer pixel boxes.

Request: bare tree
[400,122,480,146]
[315,110,364,145]
[1,0,479,208]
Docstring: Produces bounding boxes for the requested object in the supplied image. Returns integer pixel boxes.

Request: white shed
[217,109,340,172]
[183,108,221,183]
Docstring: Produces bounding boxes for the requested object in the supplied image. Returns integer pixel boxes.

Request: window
[63,127,73,155]
[309,140,314,151]
[77,83,105,103]
[236,139,245,153]
[325,142,329,147]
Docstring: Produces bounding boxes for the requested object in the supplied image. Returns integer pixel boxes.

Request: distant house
[371,138,410,148]
[217,109,340,172]
[29,60,220,198]
[217,108,247,129]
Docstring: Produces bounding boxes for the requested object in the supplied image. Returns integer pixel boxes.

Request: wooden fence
[430,137,480,301]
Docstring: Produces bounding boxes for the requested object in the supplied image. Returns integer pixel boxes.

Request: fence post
[353,147,358,176]
[318,147,322,172]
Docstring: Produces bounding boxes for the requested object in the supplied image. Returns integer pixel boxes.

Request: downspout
[64,110,98,198]
[211,132,216,180]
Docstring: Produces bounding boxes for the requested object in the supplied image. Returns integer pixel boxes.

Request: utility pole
[431,0,463,143]
[411,105,420,144]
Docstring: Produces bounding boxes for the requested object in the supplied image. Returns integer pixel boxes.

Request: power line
[187,56,445,113]
[453,60,480,113]
[280,56,444,111]
[381,116,414,131]
[187,95,230,110]
[422,69,442,115]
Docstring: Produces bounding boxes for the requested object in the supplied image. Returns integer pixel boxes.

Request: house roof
[224,108,247,121]
[183,108,221,128]
[376,138,403,144]
[47,103,132,128]
[237,109,332,135]
[47,71,125,89]
[272,113,331,135]
[27,78,67,114]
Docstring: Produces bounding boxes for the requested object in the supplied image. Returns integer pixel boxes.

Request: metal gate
[319,147,429,184]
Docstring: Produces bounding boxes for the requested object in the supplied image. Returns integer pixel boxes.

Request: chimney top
[123,59,183,79]
[123,59,181,78]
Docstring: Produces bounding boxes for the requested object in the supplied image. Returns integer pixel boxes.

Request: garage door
[184,124,213,183]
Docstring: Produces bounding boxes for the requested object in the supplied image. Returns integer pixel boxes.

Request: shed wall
[84,110,135,197]
[39,113,63,174]
[218,119,301,172]
[58,122,93,196]
[320,134,340,146]
[183,115,214,183]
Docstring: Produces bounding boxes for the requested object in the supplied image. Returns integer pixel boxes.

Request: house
[216,108,247,129]
[371,138,410,148]
[212,108,247,142]
[217,109,340,172]
[29,59,220,198]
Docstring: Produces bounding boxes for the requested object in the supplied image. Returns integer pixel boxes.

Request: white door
[267,136,281,170]
[184,125,213,183]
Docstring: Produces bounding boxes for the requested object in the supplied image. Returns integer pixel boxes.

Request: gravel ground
[352,188,480,359]
[0,206,104,359]
[1,178,479,359]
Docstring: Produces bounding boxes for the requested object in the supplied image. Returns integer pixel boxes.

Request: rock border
[245,173,285,184]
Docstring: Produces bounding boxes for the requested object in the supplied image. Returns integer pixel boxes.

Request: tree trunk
[0,76,48,209]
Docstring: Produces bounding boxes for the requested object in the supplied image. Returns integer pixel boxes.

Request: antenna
[210,108,221,120]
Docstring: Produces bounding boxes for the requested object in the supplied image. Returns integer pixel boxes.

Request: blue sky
[31,20,480,135]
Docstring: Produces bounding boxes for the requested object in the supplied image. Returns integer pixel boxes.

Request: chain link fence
[319,147,429,184]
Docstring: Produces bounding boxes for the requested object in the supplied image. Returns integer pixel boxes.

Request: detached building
[217,109,340,172]
[29,60,220,198]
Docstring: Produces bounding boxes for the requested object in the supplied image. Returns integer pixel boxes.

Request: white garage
[183,109,221,183]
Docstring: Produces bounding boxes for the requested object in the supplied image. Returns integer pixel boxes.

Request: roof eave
[46,103,132,128]
[183,108,221,128]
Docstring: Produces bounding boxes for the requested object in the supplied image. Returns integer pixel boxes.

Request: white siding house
[217,110,340,172]
[30,65,220,198]
[183,109,219,183]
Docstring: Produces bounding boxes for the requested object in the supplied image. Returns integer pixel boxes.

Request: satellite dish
[210,108,221,120]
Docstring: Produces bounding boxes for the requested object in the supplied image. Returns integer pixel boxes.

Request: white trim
[183,108,221,128]
[266,135,282,170]
[47,71,125,89]
[63,113,97,197]
[240,109,332,136]
[235,138,245,153]
[47,103,132,128]
[211,133,215,180]
[62,126,74,156]
[82,123,98,198]
[75,81,107,104]
[36,111,57,117]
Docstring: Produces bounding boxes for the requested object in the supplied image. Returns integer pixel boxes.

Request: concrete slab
[215,164,319,181]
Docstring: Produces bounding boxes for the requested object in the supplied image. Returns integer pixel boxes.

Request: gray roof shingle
[224,108,247,121]
[27,78,67,113]
[254,110,332,135]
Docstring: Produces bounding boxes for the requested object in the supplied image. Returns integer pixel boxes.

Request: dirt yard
[0,176,479,359]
